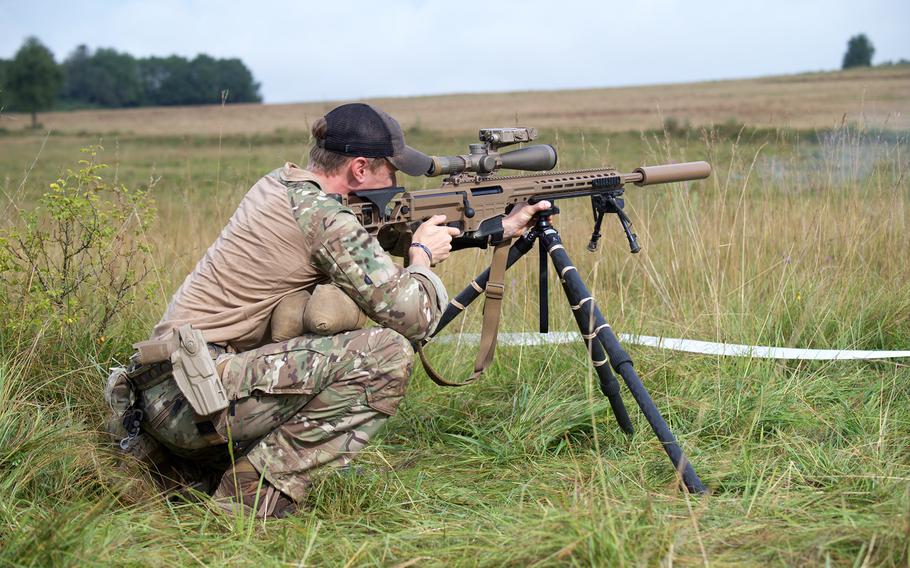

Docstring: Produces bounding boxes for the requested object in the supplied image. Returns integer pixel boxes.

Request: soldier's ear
[349,157,370,183]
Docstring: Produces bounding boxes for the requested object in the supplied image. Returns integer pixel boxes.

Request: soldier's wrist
[501,217,520,239]
[408,247,430,268]
[408,244,432,267]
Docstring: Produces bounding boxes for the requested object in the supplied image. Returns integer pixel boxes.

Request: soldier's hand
[411,215,461,266]
[502,200,552,238]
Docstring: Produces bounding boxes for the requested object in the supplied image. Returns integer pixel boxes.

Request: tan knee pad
[270,286,368,341]
[270,290,311,342]
[302,285,368,335]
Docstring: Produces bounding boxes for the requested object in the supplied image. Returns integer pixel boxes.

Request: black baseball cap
[316,103,433,176]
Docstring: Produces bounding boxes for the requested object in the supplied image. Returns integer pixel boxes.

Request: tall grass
[0,122,908,566]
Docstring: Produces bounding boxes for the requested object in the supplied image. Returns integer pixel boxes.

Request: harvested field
[1,66,907,136]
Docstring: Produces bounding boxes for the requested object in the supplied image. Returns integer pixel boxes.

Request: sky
[2,0,908,104]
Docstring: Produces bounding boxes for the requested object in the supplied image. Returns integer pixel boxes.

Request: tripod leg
[539,226,707,494]
[543,235,632,433]
[431,232,537,337]
[539,240,549,333]
[559,279,635,435]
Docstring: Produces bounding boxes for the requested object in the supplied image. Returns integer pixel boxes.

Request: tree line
[0,37,262,127]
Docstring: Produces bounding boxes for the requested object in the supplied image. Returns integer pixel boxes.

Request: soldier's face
[358,159,398,189]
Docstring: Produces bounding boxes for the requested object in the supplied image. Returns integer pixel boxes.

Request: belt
[129,343,229,391]
[129,342,232,447]
[130,360,173,391]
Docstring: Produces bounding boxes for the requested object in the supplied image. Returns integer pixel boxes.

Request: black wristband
[409,242,433,264]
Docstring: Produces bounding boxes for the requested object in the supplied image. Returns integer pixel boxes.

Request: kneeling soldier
[108,103,547,518]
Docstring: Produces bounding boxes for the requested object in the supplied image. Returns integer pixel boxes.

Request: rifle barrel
[632,161,711,186]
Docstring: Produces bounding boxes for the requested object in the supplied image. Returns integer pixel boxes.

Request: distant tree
[61,45,142,108]
[137,56,178,105]
[146,56,194,105]
[842,34,875,69]
[137,54,261,106]
[188,54,220,104]
[6,37,62,127]
[216,58,262,103]
[60,45,92,105]
[0,58,9,109]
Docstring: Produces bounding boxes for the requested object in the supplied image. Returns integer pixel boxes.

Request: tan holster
[169,324,229,416]
[133,324,229,417]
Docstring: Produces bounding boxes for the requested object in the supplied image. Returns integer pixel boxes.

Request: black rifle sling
[417,239,512,387]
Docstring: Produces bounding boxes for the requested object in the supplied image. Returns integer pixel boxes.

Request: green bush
[0,145,156,348]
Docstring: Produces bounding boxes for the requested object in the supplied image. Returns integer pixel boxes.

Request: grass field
[1,68,909,566]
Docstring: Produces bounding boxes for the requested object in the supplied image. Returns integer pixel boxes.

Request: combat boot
[212,456,297,519]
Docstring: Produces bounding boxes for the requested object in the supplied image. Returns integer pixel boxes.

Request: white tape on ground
[435,332,910,360]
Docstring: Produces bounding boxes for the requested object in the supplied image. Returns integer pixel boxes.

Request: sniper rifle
[341,127,711,494]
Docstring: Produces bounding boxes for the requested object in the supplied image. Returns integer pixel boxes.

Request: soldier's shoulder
[286,184,355,240]
[288,185,350,220]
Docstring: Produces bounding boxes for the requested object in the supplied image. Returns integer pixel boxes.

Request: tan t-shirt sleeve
[311,210,447,341]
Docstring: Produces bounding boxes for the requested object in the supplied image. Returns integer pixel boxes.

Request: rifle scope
[427,144,558,177]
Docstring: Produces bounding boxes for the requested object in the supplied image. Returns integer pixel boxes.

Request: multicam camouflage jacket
[152,162,447,351]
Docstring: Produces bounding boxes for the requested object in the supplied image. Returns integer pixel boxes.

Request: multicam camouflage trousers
[141,327,413,501]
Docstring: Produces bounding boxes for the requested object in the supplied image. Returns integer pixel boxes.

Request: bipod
[427,208,708,494]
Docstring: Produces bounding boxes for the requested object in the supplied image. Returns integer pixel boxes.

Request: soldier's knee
[371,328,414,374]
[363,328,414,415]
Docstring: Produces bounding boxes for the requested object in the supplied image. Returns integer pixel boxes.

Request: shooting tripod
[426,203,708,494]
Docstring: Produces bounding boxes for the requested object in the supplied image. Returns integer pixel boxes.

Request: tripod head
[529,206,560,231]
